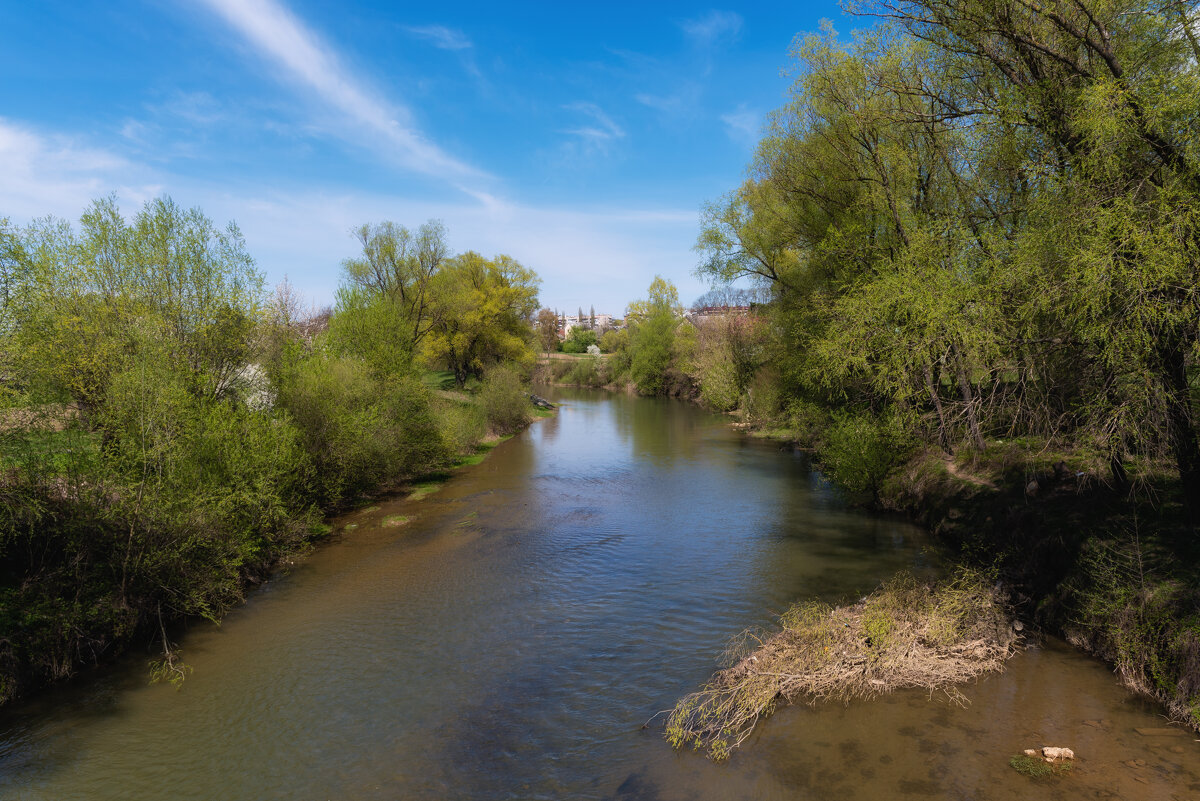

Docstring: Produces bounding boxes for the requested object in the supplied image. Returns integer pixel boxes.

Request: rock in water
[1042,746,1075,761]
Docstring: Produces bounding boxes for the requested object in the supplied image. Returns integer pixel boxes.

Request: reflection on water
[0,388,1197,800]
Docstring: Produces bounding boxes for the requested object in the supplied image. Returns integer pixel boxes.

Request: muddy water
[0,388,1197,800]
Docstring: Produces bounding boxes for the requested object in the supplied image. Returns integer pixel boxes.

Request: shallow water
[1,388,1196,799]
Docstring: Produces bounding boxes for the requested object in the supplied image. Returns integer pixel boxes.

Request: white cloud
[720,104,761,147]
[0,118,162,218]
[0,117,702,315]
[681,10,743,47]
[561,102,625,151]
[198,0,486,187]
[208,189,702,315]
[404,24,472,51]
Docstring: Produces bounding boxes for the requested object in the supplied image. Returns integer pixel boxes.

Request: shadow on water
[2,388,1199,800]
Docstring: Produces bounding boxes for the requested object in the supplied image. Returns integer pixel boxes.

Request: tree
[589,305,596,329]
[562,327,598,354]
[625,275,681,323]
[867,0,1200,514]
[12,196,263,406]
[419,252,540,387]
[627,276,683,395]
[340,219,447,346]
[536,307,560,354]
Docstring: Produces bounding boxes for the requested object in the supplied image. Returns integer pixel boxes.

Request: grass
[381,514,410,527]
[0,428,100,474]
[1008,754,1072,778]
[421,371,457,391]
[453,439,503,468]
[407,480,443,501]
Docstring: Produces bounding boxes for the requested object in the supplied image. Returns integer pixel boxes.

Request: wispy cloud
[561,102,625,150]
[681,10,743,47]
[198,0,485,187]
[720,104,760,147]
[403,24,472,51]
[0,118,161,217]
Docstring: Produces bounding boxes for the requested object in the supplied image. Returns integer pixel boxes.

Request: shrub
[740,366,783,426]
[434,396,487,456]
[819,412,915,496]
[276,354,447,505]
[478,364,530,435]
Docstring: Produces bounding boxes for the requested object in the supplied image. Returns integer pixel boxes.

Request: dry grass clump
[665,570,1020,760]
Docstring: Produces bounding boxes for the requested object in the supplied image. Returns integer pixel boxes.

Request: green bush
[696,340,740,411]
[276,354,447,506]
[785,399,832,448]
[630,311,675,395]
[434,396,487,456]
[819,412,915,496]
[563,357,605,387]
[562,328,598,354]
[740,366,783,426]
[478,364,530,435]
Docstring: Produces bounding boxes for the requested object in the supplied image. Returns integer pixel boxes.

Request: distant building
[685,305,754,326]
[559,311,615,339]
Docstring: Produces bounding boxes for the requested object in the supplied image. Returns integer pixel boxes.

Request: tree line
[607,1,1199,522]
[0,198,540,702]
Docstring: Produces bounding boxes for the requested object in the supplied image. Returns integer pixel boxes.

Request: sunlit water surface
[1,389,1197,799]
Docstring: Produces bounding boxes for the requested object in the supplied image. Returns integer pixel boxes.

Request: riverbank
[0,384,554,707]
[736,415,1200,735]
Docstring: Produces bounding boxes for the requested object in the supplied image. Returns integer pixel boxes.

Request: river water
[1,388,1198,800]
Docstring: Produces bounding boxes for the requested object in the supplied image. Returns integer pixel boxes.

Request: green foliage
[275,353,447,506]
[0,201,548,705]
[819,412,915,496]
[478,364,531,436]
[419,252,540,387]
[433,396,487,456]
[684,2,1200,511]
[561,327,598,354]
[12,197,262,406]
[562,357,605,388]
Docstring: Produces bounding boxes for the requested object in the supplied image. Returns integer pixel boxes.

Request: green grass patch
[407,480,444,501]
[453,440,500,468]
[422,371,457,391]
[1008,754,1071,778]
[381,514,410,527]
[0,428,100,474]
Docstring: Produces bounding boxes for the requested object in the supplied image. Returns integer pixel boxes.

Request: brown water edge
[1,388,1198,800]
[624,637,1200,800]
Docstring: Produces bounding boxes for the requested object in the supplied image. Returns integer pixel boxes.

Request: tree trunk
[1157,336,1200,528]
[952,346,986,452]
[924,362,952,454]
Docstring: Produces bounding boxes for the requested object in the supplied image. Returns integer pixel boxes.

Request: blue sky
[0,1,853,315]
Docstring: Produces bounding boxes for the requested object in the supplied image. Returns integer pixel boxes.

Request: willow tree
[340,219,448,347]
[419,252,540,387]
[867,0,1200,513]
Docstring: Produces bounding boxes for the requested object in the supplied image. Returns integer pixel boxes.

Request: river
[1,388,1197,799]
